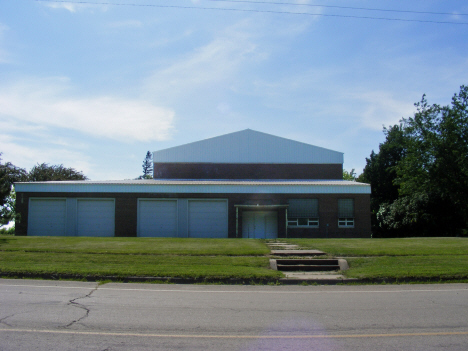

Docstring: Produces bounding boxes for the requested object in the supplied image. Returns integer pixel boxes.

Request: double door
[242,211,277,239]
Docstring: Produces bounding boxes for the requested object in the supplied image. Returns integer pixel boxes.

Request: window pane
[309,219,319,226]
[338,218,354,227]
[338,199,354,218]
[288,199,318,218]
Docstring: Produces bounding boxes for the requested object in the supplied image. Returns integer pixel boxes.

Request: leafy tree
[0,189,17,227]
[141,151,153,179]
[343,169,357,181]
[363,86,468,237]
[0,154,27,225]
[27,163,88,181]
[376,191,460,237]
[358,125,407,236]
[394,86,468,236]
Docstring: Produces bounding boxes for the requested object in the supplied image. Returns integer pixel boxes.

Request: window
[338,199,354,228]
[287,199,319,228]
[338,218,354,227]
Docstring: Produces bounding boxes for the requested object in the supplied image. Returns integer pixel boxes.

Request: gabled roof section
[153,129,343,164]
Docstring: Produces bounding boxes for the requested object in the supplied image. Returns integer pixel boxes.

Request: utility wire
[33,0,468,25]
[207,0,468,17]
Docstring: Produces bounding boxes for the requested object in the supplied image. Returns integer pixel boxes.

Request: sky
[0,0,467,180]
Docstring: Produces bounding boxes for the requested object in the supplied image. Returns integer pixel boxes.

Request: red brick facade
[15,191,371,238]
[153,163,343,180]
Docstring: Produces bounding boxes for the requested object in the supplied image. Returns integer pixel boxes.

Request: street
[1,279,467,350]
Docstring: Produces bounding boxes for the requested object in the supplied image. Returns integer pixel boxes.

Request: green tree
[343,169,357,181]
[27,163,88,181]
[141,151,153,179]
[0,154,27,225]
[359,125,407,236]
[0,189,17,227]
[365,85,468,237]
[394,86,468,236]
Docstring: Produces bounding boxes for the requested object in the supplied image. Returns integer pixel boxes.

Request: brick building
[15,129,371,238]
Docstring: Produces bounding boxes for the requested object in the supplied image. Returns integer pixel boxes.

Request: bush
[0,225,15,235]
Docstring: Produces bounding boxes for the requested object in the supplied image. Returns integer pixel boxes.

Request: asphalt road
[0,279,467,350]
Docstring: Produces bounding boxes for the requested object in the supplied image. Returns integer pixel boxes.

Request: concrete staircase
[267,241,349,281]
[270,258,348,272]
[274,259,340,271]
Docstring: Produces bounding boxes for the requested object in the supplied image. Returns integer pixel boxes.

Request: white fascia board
[15,182,370,194]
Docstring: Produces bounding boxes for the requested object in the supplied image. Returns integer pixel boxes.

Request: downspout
[285,208,288,238]
[236,207,239,238]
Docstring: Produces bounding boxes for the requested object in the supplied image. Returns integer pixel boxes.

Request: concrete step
[276,259,339,265]
[270,258,349,272]
[276,259,340,272]
[277,264,340,272]
[270,250,326,256]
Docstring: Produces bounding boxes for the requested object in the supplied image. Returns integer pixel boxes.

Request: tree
[358,125,407,236]
[394,86,468,236]
[363,86,468,237]
[0,188,17,227]
[343,169,357,181]
[27,163,88,181]
[0,154,27,225]
[141,151,153,179]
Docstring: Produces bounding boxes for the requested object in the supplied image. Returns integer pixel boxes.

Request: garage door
[188,200,228,238]
[77,199,115,237]
[28,198,67,236]
[138,199,178,237]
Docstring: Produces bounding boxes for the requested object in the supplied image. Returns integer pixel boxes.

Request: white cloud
[349,91,416,130]
[0,134,91,175]
[144,20,265,100]
[0,78,175,142]
[45,3,83,13]
[44,3,107,13]
[107,20,143,29]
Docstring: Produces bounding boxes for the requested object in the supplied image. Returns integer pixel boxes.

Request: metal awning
[234,205,289,210]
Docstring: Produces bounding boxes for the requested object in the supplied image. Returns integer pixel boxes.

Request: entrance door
[242,211,277,239]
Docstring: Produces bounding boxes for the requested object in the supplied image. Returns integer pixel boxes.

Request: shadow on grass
[0,237,15,248]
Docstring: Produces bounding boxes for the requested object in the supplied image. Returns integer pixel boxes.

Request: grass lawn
[0,251,280,279]
[0,236,270,255]
[282,238,468,281]
[0,236,280,281]
[2,236,467,283]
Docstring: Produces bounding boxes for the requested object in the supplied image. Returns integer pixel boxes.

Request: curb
[1,272,465,285]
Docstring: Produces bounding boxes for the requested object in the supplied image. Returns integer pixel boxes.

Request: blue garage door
[77,199,115,237]
[188,200,228,238]
[28,198,67,236]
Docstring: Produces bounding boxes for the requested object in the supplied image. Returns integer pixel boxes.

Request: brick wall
[153,163,343,180]
[16,192,371,238]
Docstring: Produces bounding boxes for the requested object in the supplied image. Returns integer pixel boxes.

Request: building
[15,129,371,238]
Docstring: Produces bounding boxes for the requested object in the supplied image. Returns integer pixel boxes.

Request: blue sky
[1,0,467,180]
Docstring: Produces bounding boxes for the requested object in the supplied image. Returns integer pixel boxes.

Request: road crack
[64,283,99,328]
[0,313,16,327]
